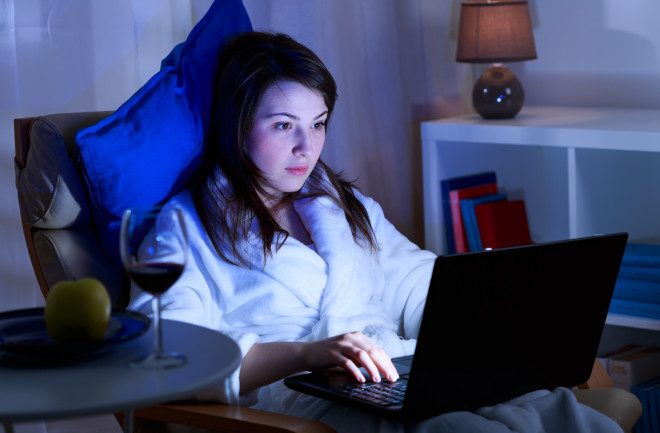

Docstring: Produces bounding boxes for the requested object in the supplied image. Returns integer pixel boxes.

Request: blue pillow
[76,0,252,266]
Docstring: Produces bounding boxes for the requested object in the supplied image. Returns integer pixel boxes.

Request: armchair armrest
[130,401,338,433]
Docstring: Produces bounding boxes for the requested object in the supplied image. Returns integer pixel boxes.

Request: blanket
[256,382,622,433]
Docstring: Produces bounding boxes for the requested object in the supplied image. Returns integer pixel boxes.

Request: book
[449,183,498,253]
[631,376,660,433]
[609,298,660,320]
[609,345,660,391]
[622,244,660,267]
[630,381,648,433]
[650,383,660,433]
[613,278,660,305]
[474,199,532,250]
[618,265,660,283]
[440,172,497,254]
[460,193,507,251]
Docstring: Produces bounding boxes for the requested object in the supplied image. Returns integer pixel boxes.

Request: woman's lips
[286,166,308,176]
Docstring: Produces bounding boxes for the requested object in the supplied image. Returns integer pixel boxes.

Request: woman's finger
[339,333,399,382]
[355,349,382,382]
[341,358,366,383]
[369,348,399,382]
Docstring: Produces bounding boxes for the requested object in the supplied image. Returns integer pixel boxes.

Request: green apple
[45,278,111,344]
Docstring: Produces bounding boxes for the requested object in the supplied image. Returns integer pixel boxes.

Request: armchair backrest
[14,112,128,307]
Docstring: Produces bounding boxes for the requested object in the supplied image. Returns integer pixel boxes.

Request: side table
[0,319,241,433]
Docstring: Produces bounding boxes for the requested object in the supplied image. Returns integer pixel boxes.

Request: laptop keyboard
[332,378,407,406]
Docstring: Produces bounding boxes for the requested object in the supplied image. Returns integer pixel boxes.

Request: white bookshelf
[420,106,660,350]
[606,314,660,332]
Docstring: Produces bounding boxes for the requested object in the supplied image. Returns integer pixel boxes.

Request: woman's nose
[293,130,312,155]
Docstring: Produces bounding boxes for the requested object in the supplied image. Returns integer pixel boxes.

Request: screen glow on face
[246,81,328,199]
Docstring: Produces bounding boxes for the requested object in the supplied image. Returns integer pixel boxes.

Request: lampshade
[456,1,537,119]
[456,1,537,64]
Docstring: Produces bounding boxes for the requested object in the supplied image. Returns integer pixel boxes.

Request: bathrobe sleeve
[356,190,437,339]
[127,192,260,405]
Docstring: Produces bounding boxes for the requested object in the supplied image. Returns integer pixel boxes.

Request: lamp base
[472,64,524,119]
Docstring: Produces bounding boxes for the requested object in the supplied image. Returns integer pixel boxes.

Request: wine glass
[120,205,188,369]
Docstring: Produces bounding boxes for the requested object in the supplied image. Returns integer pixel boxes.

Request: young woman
[128,32,621,433]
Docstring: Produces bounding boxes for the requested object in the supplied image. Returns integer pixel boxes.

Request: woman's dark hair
[191,31,377,266]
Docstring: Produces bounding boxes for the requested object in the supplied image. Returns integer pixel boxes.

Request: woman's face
[246,80,328,199]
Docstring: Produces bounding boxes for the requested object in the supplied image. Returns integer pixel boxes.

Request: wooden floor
[6,414,121,433]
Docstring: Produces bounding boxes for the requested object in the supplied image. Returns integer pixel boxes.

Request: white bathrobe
[128,185,622,433]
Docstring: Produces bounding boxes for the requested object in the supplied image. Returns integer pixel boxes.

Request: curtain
[1,0,200,315]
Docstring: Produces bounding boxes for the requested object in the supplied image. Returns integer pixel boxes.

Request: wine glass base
[130,352,187,370]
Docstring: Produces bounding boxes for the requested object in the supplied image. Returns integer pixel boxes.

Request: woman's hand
[303,331,399,383]
[240,332,398,394]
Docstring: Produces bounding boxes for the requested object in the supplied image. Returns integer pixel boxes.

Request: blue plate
[0,308,150,361]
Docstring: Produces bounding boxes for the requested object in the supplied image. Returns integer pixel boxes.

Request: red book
[449,184,498,253]
[474,200,532,250]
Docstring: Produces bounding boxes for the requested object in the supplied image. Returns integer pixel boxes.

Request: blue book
[619,265,660,283]
[460,193,507,251]
[631,380,649,433]
[609,298,660,320]
[631,377,660,433]
[648,380,660,433]
[622,244,660,267]
[440,172,497,254]
[613,278,660,305]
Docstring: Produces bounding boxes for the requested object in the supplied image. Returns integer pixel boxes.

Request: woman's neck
[271,200,312,246]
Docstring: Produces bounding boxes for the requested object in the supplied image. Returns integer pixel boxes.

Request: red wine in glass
[127,263,184,295]
[120,205,188,370]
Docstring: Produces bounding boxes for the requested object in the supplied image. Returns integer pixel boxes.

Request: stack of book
[440,171,532,254]
[609,244,660,320]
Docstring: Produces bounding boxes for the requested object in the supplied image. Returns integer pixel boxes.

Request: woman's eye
[275,122,292,130]
[313,121,326,130]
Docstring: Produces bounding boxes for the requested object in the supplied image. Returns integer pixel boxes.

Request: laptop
[284,233,629,421]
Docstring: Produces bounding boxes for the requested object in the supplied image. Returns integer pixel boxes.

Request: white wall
[520,0,660,109]
[3,0,660,314]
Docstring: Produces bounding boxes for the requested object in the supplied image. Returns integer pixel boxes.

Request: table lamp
[456,0,537,119]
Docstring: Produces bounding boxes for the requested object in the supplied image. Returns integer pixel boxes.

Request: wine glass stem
[152,296,163,357]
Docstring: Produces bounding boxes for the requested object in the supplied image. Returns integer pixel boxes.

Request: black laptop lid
[404,232,628,419]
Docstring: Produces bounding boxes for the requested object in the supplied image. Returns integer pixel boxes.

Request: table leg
[2,423,14,433]
[123,409,133,433]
